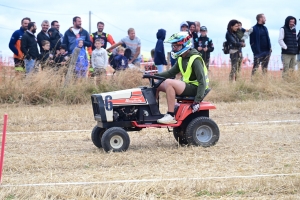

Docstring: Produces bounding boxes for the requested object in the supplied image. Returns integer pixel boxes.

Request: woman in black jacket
[226,20,245,81]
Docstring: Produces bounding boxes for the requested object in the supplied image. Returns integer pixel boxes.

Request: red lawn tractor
[91,74,219,152]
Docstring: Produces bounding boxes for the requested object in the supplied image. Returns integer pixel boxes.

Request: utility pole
[89,11,91,34]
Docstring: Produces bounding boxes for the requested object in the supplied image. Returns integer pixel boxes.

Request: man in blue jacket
[63,16,91,54]
[250,13,272,76]
[154,29,167,73]
[8,17,31,72]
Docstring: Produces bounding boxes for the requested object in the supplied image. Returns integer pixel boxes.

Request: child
[113,46,128,71]
[144,49,157,74]
[91,39,108,77]
[54,44,69,70]
[38,40,53,70]
[73,38,88,78]
[154,29,167,73]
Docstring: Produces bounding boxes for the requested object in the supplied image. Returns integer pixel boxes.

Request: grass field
[0,97,300,199]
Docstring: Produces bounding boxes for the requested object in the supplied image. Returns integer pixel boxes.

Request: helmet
[165,31,193,59]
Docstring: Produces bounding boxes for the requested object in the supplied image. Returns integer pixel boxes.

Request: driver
[155,31,209,124]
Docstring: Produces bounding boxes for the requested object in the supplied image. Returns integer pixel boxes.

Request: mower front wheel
[186,117,219,147]
[91,126,106,148]
[101,127,130,152]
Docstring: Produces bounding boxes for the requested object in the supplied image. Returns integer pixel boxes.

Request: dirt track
[0,99,300,199]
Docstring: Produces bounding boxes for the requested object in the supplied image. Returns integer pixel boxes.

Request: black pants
[229,52,241,81]
[252,52,271,75]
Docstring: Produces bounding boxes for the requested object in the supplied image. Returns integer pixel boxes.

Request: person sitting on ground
[91,39,108,78]
[113,46,129,71]
[155,31,209,124]
[54,44,69,70]
[73,38,88,78]
[37,40,54,70]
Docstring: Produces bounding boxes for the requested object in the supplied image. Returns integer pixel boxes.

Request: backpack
[222,41,230,54]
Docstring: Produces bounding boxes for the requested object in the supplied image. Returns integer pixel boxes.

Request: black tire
[173,127,188,145]
[91,125,106,148]
[185,117,219,147]
[101,127,130,152]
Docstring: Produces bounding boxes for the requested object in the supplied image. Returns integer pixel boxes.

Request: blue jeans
[156,65,164,73]
[24,59,36,74]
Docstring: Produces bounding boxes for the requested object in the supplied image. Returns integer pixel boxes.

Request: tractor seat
[176,88,211,102]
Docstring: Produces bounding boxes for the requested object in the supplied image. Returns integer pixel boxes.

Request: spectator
[8,17,31,73]
[48,20,63,52]
[193,21,201,52]
[91,39,108,79]
[63,16,92,54]
[180,21,189,32]
[73,38,89,78]
[250,13,272,75]
[37,40,53,70]
[298,26,300,68]
[51,20,63,42]
[187,21,198,48]
[278,16,298,77]
[113,46,129,71]
[88,21,115,56]
[21,22,39,74]
[226,20,245,81]
[48,28,62,52]
[37,20,50,53]
[154,29,167,73]
[196,26,214,70]
[195,21,201,38]
[236,22,247,72]
[107,28,141,67]
[54,44,69,70]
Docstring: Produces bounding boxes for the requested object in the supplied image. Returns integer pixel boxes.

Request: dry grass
[0,98,300,199]
[0,66,300,105]
[0,67,148,105]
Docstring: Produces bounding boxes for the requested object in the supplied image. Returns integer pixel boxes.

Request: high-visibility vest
[178,55,209,88]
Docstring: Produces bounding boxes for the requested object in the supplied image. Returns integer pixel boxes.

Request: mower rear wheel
[173,127,188,145]
[91,125,106,148]
[101,127,130,152]
[186,117,219,147]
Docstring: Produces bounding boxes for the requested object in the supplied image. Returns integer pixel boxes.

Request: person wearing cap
[278,16,298,78]
[195,26,214,70]
[180,21,189,32]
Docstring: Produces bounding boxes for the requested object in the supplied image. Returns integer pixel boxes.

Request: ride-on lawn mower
[91,74,220,152]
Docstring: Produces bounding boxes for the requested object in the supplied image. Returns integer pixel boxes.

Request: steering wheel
[142,74,166,88]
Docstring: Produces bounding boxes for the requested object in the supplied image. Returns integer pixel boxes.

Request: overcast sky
[0,0,299,62]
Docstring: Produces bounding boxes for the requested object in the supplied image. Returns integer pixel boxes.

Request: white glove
[190,102,200,113]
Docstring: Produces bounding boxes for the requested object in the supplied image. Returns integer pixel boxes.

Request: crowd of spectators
[8,14,300,80]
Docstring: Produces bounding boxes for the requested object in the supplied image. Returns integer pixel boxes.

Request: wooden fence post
[64,48,80,87]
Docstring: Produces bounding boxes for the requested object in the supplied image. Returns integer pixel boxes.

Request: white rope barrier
[1,173,300,187]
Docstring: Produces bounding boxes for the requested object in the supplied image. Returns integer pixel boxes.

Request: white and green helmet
[165,31,193,59]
